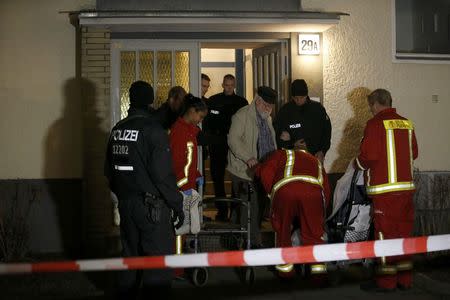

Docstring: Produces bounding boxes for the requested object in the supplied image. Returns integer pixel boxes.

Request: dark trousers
[209,139,229,216]
[117,196,174,300]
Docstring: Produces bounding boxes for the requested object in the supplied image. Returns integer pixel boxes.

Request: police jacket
[104,107,183,214]
[203,92,248,143]
[356,108,418,196]
[274,98,331,155]
[169,117,202,191]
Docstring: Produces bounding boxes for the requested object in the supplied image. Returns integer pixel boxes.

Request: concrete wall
[302,0,450,173]
[0,0,95,179]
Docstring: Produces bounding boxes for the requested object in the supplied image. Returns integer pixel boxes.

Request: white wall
[201,49,236,97]
[302,0,450,172]
[0,0,94,179]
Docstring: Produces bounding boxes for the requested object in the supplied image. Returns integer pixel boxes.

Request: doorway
[200,41,289,108]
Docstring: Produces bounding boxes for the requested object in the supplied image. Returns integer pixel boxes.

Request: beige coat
[227,100,277,180]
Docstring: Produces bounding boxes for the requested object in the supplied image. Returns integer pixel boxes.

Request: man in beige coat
[227,86,277,248]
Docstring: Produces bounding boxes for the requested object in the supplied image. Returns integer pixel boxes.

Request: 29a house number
[301,40,318,52]
[298,34,320,55]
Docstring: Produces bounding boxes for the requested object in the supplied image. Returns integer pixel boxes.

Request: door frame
[110,40,200,127]
[251,40,290,113]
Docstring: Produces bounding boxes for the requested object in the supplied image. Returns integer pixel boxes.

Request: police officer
[274,79,331,163]
[203,74,248,221]
[104,81,184,300]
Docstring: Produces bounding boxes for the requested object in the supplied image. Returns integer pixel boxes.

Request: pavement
[1,256,449,300]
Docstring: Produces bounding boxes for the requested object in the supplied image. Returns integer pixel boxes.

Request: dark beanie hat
[257,86,277,104]
[291,79,308,96]
[129,81,154,108]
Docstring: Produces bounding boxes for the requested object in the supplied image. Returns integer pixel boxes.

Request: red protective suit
[257,149,330,241]
[169,117,201,191]
[356,108,418,290]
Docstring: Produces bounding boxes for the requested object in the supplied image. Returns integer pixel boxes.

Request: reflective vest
[270,150,324,199]
[356,109,418,196]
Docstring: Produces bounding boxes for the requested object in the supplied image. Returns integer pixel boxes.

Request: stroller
[326,160,372,267]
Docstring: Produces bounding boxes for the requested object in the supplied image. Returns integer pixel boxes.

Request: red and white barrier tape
[1,234,449,275]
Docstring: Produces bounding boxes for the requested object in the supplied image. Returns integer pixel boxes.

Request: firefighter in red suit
[256,139,331,279]
[356,89,418,292]
[169,94,208,277]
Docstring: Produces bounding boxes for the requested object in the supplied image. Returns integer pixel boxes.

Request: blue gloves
[196,176,204,187]
[183,189,193,196]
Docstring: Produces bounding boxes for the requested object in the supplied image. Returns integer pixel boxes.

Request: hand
[246,158,258,168]
[280,131,291,141]
[182,189,193,196]
[173,210,185,230]
[315,151,325,164]
[196,177,204,186]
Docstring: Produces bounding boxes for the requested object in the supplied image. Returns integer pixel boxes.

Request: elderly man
[227,86,277,248]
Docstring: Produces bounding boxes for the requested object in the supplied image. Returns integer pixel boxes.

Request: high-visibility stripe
[276,263,293,273]
[378,232,387,266]
[310,264,327,274]
[271,175,322,199]
[177,178,188,187]
[284,150,295,177]
[383,119,413,130]
[376,265,397,275]
[396,261,413,271]
[366,181,415,195]
[177,141,194,188]
[176,235,183,255]
[408,129,413,178]
[114,165,134,171]
[365,119,415,195]
[317,161,323,185]
[386,129,397,183]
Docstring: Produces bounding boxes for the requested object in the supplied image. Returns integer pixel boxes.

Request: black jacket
[104,107,183,214]
[273,98,331,155]
[155,102,180,130]
[203,92,247,143]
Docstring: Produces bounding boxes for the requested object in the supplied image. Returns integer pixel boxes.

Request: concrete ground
[1,256,449,300]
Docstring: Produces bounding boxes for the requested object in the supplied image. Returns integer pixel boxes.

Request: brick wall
[80,26,118,255]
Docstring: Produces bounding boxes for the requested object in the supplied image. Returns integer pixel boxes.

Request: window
[394,0,450,62]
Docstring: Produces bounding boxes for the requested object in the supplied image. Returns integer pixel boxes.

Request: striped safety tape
[1,234,449,275]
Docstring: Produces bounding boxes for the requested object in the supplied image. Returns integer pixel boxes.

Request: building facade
[0,0,449,256]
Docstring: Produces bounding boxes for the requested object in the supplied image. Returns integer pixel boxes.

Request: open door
[252,41,289,113]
